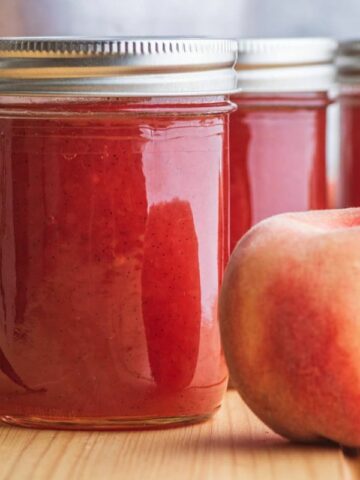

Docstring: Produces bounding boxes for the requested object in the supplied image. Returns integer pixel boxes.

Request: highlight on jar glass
[0,37,237,430]
[337,40,360,208]
[230,38,336,252]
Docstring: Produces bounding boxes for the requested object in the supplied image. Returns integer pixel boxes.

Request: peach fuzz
[219,208,360,447]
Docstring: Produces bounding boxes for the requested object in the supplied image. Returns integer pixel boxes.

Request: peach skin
[219,208,360,447]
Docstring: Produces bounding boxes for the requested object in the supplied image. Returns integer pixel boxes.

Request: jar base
[1,410,218,431]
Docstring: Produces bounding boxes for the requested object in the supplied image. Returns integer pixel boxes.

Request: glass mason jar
[0,37,237,429]
[337,41,360,208]
[230,38,336,251]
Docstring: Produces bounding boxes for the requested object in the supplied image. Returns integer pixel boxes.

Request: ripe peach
[220,208,360,447]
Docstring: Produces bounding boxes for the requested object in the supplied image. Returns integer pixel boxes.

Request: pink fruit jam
[0,31,236,429]
[0,95,231,429]
[339,94,360,207]
[230,93,329,250]
[0,36,238,429]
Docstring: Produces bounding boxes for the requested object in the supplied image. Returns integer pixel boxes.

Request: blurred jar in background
[230,38,336,251]
[0,37,237,430]
[337,41,360,208]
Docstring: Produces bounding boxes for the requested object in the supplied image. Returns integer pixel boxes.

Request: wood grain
[0,391,355,480]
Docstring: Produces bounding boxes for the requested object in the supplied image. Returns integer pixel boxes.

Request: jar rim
[236,38,336,68]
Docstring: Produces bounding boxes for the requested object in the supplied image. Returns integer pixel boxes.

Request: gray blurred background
[0,0,357,39]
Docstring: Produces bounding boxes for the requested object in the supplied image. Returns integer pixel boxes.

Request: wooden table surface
[0,390,357,480]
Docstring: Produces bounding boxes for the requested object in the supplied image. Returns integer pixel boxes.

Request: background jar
[337,41,360,208]
[0,37,237,429]
[230,38,336,251]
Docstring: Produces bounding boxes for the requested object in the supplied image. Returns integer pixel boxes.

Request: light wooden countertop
[0,390,357,480]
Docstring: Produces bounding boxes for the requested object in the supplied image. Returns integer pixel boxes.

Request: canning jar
[337,41,360,208]
[230,38,336,251]
[0,37,237,429]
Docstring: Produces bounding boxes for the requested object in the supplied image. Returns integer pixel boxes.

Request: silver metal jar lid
[337,40,360,84]
[235,38,336,93]
[0,37,238,96]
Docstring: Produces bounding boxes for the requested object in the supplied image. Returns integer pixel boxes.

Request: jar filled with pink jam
[230,38,336,251]
[337,41,360,208]
[0,37,237,429]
